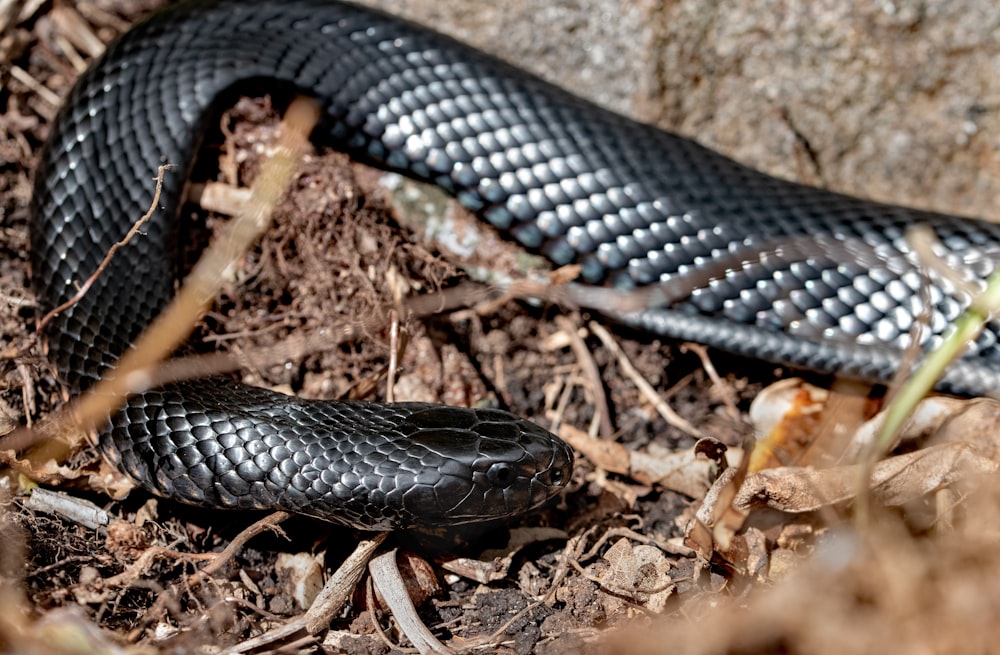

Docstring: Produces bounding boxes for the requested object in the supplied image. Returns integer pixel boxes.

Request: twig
[133,512,293,645]
[386,310,401,403]
[589,321,705,439]
[8,65,61,108]
[115,323,376,394]
[222,617,309,655]
[680,342,740,421]
[0,0,19,34]
[25,488,109,529]
[554,316,613,438]
[369,549,454,655]
[186,512,291,587]
[907,224,981,299]
[58,545,218,605]
[16,360,36,427]
[48,4,107,59]
[305,533,388,633]
[34,164,173,336]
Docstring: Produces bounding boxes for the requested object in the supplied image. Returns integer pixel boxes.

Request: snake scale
[30,0,1000,528]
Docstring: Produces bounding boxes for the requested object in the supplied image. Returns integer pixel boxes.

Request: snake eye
[487,462,517,488]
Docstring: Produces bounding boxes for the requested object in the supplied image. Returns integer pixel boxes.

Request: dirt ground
[3,2,1000,655]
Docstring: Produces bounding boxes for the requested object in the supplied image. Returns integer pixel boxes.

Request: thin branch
[34,164,173,336]
[186,512,291,587]
[590,321,705,439]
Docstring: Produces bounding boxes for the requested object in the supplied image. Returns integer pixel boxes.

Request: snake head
[390,405,574,527]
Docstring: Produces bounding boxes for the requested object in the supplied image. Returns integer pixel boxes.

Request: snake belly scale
[30,1,999,527]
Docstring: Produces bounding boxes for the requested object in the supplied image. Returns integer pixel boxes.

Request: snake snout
[396,406,573,525]
[455,411,573,522]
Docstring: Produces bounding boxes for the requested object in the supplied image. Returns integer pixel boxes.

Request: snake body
[30,1,1000,526]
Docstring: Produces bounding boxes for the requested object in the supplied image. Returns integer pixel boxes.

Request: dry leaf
[734,441,997,512]
[750,378,875,469]
[561,423,743,498]
[440,527,567,584]
[598,538,675,610]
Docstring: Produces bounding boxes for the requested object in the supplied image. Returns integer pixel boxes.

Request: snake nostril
[487,462,517,488]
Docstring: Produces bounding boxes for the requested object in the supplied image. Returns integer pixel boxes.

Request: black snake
[30,0,1000,528]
